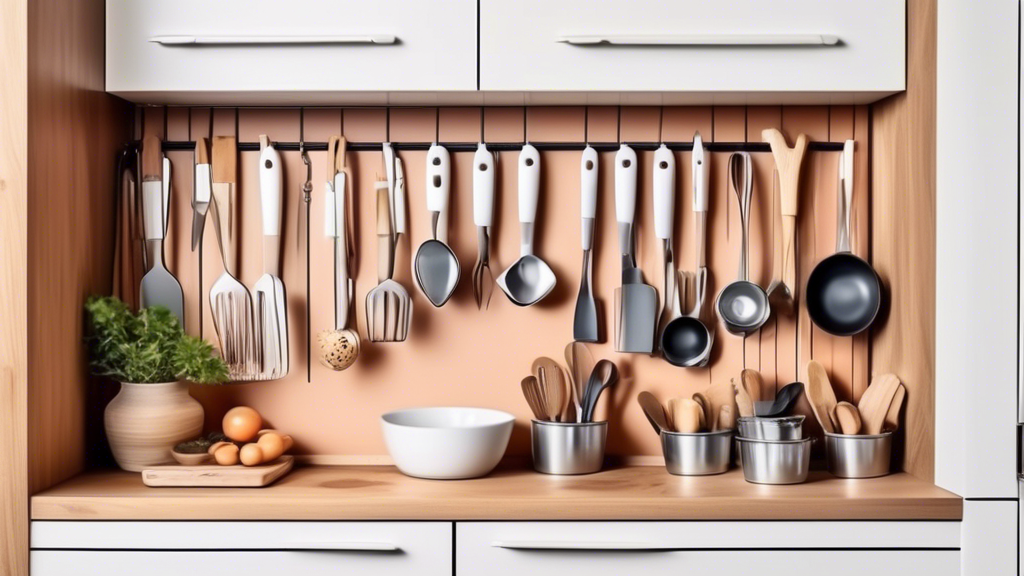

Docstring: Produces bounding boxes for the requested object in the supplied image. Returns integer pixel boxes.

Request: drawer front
[32,550,450,576]
[456,522,959,576]
[107,0,476,96]
[31,521,451,576]
[480,0,905,94]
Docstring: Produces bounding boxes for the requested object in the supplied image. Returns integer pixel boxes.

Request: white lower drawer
[31,521,451,576]
[456,521,960,576]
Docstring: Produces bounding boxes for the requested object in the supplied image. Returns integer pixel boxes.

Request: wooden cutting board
[142,456,294,487]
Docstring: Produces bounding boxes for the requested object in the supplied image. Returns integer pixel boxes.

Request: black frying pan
[806,141,881,336]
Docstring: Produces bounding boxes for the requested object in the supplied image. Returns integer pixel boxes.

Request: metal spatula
[366,180,412,342]
[138,135,185,327]
[254,136,288,378]
[207,136,257,380]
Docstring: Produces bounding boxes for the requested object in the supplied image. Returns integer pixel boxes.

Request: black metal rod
[161,141,846,153]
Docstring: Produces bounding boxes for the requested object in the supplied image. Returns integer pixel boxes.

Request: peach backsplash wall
[140,105,870,460]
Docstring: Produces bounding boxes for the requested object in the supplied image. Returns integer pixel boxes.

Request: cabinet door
[480,0,905,97]
[456,521,960,576]
[31,521,452,576]
[106,0,477,102]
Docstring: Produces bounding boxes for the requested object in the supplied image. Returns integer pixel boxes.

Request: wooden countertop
[31,465,962,521]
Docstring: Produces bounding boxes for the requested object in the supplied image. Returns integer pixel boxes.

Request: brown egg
[257,432,285,461]
[222,406,262,442]
[208,441,232,456]
[213,444,239,466]
[239,443,264,466]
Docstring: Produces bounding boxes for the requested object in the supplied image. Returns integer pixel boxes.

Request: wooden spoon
[858,373,901,435]
[691,392,713,431]
[703,381,737,430]
[637,392,669,434]
[668,398,703,433]
[521,376,546,420]
[805,360,838,433]
[718,404,736,431]
[741,369,763,403]
[834,401,862,435]
[533,357,568,422]
[564,342,595,422]
[884,383,906,432]
[732,378,755,418]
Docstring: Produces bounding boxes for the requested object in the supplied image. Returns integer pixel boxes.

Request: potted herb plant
[85,296,229,471]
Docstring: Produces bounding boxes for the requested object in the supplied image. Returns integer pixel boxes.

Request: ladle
[717,152,770,335]
[762,381,804,417]
[414,144,461,307]
[497,144,556,306]
[661,133,713,367]
[806,140,881,336]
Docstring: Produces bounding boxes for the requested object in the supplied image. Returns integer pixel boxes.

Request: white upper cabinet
[106,0,477,104]
[479,0,906,102]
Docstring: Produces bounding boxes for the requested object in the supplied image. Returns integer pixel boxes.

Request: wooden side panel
[25,0,133,500]
[0,0,28,573]
[872,0,937,482]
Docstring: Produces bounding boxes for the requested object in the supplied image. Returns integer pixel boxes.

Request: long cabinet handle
[281,542,399,552]
[149,35,397,46]
[493,541,673,551]
[557,34,839,46]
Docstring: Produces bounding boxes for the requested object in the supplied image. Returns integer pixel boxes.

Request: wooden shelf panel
[31,466,961,521]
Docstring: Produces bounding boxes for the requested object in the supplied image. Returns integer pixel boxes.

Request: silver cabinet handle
[149,35,396,46]
[557,34,839,46]
[493,541,673,551]
[282,542,399,552]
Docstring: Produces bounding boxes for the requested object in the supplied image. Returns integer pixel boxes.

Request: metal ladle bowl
[661,270,713,368]
[717,152,770,335]
[500,253,556,306]
[414,237,461,307]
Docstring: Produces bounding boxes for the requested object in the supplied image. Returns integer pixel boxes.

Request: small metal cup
[531,420,607,475]
[736,415,805,440]
[824,431,893,478]
[662,429,733,476]
[736,437,813,484]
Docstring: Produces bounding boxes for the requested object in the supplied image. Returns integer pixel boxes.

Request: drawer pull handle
[149,35,397,46]
[285,542,399,552]
[493,541,672,551]
[557,34,840,46]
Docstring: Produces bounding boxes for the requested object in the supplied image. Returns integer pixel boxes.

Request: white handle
[382,143,397,232]
[692,133,709,213]
[493,541,672,551]
[580,146,599,251]
[473,143,495,227]
[394,156,406,235]
[142,181,164,241]
[581,146,598,219]
[282,542,399,552]
[149,35,397,45]
[259,142,283,237]
[195,164,212,203]
[653,144,675,240]
[518,144,541,224]
[162,157,172,234]
[557,34,839,46]
[425,144,450,214]
[614,145,638,225]
[334,172,348,241]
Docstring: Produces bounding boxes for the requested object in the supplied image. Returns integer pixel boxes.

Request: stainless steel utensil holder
[661,429,733,476]
[531,420,607,475]
[736,437,814,485]
[737,415,805,440]
[824,431,893,478]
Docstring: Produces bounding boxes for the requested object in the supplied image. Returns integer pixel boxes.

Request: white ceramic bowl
[381,407,515,480]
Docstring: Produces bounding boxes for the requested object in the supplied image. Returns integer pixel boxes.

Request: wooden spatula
[668,398,703,433]
[884,384,906,432]
[704,381,737,430]
[637,392,669,434]
[732,378,755,418]
[859,374,901,435]
[691,392,713,431]
[805,360,838,433]
[521,376,546,420]
[834,401,862,435]
[533,357,568,422]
